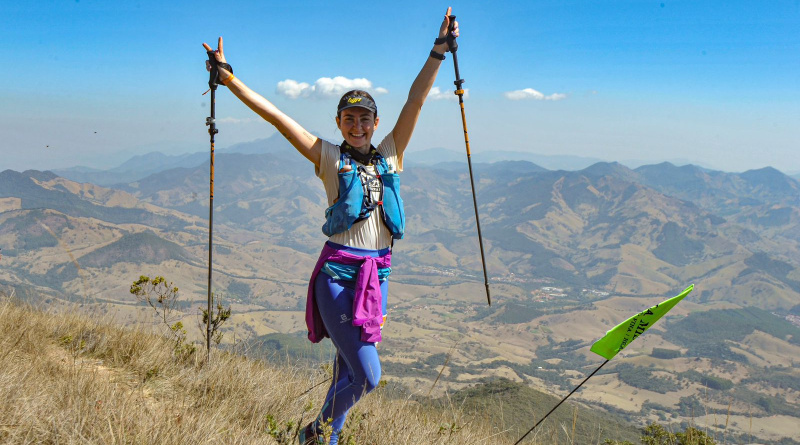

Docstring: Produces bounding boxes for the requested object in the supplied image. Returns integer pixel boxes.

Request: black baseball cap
[337,93,378,115]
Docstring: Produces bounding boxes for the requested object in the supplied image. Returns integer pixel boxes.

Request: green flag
[590,285,694,360]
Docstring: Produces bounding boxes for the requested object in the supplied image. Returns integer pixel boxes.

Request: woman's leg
[313,274,383,436]
[321,353,350,434]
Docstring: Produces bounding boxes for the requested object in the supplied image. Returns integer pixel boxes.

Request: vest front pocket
[380,172,405,239]
[322,169,363,237]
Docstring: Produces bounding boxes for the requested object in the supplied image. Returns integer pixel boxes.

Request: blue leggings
[313,252,388,443]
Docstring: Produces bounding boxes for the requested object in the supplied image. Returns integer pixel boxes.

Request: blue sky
[3,0,799,173]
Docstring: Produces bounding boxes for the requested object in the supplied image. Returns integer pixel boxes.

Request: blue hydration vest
[322,149,405,240]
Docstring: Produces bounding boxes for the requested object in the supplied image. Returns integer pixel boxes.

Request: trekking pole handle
[206,50,219,90]
[447,15,464,87]
[446,15,458,53]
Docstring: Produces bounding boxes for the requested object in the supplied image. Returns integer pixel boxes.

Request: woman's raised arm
[390,7,459,157]
[203,37,322,167]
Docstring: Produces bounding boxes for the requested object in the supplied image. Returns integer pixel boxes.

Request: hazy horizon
[4,0,799,174]
[13,133,790,177]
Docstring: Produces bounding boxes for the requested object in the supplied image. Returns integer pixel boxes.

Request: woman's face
[337,107,379,150]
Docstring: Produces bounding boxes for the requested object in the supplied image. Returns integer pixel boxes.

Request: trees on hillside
[605,423,717,445]
[130,275,231,358]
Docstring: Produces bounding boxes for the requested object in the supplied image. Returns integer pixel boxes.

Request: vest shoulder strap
[339,149,391,172]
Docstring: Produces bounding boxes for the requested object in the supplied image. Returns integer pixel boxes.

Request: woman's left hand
[437,6,460,49]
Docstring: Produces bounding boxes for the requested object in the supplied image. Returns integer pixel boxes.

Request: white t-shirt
[315,133,404,250]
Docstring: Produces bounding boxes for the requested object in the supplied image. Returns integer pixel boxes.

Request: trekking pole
[446,15,491,306]
[513,359,610,444]
[204,49,220,360]
[299,377,332,397]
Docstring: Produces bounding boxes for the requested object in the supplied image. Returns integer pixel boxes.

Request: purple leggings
[313,263,388,443]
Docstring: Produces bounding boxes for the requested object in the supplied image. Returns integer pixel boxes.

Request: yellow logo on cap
[348,97,363,104]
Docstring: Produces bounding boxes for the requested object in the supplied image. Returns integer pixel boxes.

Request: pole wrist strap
[217,63,233,74]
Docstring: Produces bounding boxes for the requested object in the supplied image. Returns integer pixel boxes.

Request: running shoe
[298,422,324,445]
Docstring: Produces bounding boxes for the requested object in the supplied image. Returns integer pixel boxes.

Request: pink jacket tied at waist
[306,243,392,343]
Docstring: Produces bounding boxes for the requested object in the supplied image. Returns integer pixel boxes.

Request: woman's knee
[349,361,381,393]
[363,367,381,392]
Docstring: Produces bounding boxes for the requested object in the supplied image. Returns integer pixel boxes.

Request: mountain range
[4,143,800,312]
[2,141,800,443]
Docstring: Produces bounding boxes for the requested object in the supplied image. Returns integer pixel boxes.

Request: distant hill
[406,147,604,171]
[51,133,297,186]
[78,231,191,267]
[444,378,641,444]
[0,169,191,229]
[52,152,209,186]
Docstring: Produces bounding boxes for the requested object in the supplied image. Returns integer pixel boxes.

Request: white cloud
[504,88,566,101]
[276,76,388,99]
[275,79,311,99]
[427,86,469,101]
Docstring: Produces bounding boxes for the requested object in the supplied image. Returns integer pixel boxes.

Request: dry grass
[0,297,552,445]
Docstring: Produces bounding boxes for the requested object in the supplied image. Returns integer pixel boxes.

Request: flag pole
[514,284,694,444]
[513,359,610,445]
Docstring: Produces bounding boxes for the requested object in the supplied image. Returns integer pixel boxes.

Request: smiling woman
[202,7,460,445]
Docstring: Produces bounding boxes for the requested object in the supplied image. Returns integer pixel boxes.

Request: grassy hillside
[2,297,652,445]
[442,377,642,444]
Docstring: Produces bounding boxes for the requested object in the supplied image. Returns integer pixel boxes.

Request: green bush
[616,364,681,394]
[651,348,682,359]
[679,370,733,391]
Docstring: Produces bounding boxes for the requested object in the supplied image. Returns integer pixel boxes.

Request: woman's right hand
[203,37,229,74]
[199,36,321,166]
